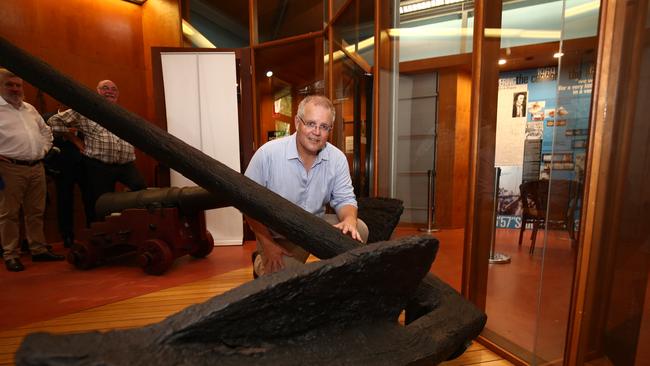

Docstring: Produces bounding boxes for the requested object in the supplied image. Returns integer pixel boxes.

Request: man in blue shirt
[245,95,368,276]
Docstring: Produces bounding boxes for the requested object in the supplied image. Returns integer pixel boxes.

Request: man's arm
[333,204,362,242]
[243,143,294,274]
[35,112,53,154]
[47,110,85,152]
[62,130,85,152]
[329,151,362,241]
[47,109,83,131]
[245,215,292,274]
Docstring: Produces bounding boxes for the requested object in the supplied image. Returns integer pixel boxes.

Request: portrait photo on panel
[512,91,527,118]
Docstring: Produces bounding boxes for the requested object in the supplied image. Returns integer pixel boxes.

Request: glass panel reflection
[257,0,324,43]
[394,0,599,63]
[395,73,437,224]
[330,41,372,196]
[331,0,375,67]
[533,0,598,362]
[188,1,250,47]
[484,0,599,364]
[397,2,473,61]
[254,37,325,144]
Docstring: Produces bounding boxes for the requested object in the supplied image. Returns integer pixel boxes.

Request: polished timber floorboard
[0,253,509,365]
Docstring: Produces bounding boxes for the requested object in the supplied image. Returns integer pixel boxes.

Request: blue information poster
[495,64,593,228]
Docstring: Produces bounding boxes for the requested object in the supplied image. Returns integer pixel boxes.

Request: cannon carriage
[68,187,229,275]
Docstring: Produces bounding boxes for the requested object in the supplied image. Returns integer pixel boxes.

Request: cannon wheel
[67,241,99,270]
[190,231,214,258]
[138,239,174,275]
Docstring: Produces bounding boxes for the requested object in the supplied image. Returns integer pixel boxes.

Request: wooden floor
[0,265,512,366]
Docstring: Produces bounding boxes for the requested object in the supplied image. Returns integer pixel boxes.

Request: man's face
[97,80,119,103]
[0,76,24,107]
[516,94,525,105]
[295,102,332,156]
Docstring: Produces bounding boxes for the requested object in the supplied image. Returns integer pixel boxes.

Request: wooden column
[374,0,396,197]
[462,0,502,307]
[565,0,650,363]
[436,69,471,229]
[249,0,260,149]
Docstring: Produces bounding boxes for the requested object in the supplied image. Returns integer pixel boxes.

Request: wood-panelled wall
[0,0,182,186]
[436,69,471,228]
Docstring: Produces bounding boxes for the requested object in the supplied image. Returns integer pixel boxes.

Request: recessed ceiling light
[266,71,273,78]
[498,59,507,65]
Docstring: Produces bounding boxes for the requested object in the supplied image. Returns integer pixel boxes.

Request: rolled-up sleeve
[47,109,78,134]
[329,154,357,212]
[244,147,267,187]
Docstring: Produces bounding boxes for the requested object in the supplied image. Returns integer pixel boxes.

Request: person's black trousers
[81,156,147,226]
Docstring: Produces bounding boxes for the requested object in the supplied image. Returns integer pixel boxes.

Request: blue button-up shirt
[244,133,357,220]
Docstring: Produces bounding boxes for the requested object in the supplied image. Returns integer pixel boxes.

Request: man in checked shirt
[48,80,146,226]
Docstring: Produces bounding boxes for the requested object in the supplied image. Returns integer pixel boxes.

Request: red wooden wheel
[190,231,214,258]
[138,239,174,275]
[67,240,99,270]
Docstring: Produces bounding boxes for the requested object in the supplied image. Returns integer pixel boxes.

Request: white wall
[161,52,243,245]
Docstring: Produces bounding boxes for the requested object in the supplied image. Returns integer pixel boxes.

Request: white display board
[160,52,243,246]
[495,81,528,166]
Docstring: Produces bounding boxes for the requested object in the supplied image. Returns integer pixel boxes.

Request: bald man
[48,80,146,226]
[0,68,65,272]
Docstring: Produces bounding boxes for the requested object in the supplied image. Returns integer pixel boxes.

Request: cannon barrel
[95,187,231,219]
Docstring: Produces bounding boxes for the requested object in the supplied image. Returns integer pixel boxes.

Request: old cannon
[67,187,230,275]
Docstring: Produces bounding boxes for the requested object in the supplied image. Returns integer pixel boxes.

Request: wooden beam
[252,31,324,50]
[335,39,373,74]
[248,0,258,46]
[462,0,502,308]
[401,53,473,74]
[327,0,334,100]
[324,0,356,32]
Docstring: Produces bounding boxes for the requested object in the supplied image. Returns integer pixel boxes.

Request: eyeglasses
[298,115,332,133]
[99,86,118,92]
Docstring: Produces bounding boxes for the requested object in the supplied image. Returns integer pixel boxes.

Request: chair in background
[518,179,580,254]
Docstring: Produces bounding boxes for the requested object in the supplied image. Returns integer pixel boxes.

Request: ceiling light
[498,59,507,65]
[266,71,273,78]
[553,52,564,58]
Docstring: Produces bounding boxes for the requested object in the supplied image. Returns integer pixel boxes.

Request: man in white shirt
[0,68,65,272]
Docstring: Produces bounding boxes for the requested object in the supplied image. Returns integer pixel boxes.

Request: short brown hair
[297,95,336,123]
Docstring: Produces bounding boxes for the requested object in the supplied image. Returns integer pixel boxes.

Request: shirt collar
[286,132,330,163]
[0,96,25,110]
